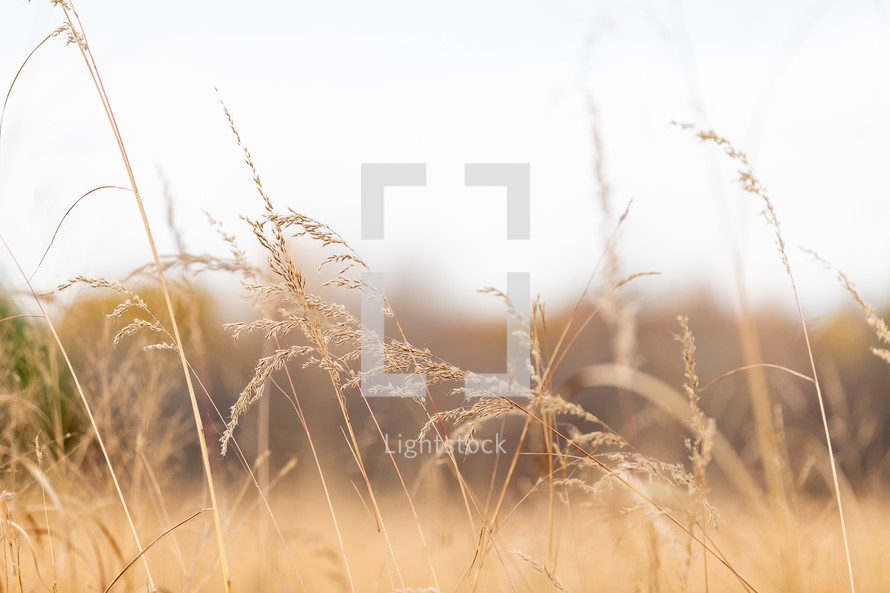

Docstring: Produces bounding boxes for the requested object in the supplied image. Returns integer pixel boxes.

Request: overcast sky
[1,0,888,320]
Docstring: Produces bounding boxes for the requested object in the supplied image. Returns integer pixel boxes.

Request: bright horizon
[1,0,888,319]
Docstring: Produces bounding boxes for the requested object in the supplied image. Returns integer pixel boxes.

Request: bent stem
[55,3,232,590]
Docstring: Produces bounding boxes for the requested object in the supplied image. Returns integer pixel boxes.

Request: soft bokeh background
[3,0,888,486]
[3,5,890,591]
[1,0,888,318]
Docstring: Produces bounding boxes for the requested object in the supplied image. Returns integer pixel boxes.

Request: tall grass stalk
[677,123,857,593]
[215,96,462,590]
[53,3,232,590]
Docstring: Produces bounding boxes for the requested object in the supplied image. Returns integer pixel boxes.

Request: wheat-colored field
[2,3,890,592]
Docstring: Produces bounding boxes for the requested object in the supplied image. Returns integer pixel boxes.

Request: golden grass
[1,482,889,592]
[1,3,888,593]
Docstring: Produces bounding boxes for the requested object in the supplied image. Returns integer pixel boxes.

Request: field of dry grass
[2,2,890,592]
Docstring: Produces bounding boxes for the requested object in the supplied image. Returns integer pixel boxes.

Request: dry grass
[0,3,888,593]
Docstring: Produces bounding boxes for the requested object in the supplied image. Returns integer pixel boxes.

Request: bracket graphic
[360,163,530,398]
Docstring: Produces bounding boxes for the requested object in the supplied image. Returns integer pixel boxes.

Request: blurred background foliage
[3,273,887,499]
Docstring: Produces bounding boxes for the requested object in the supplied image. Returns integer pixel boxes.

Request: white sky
[1,0,888,320]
